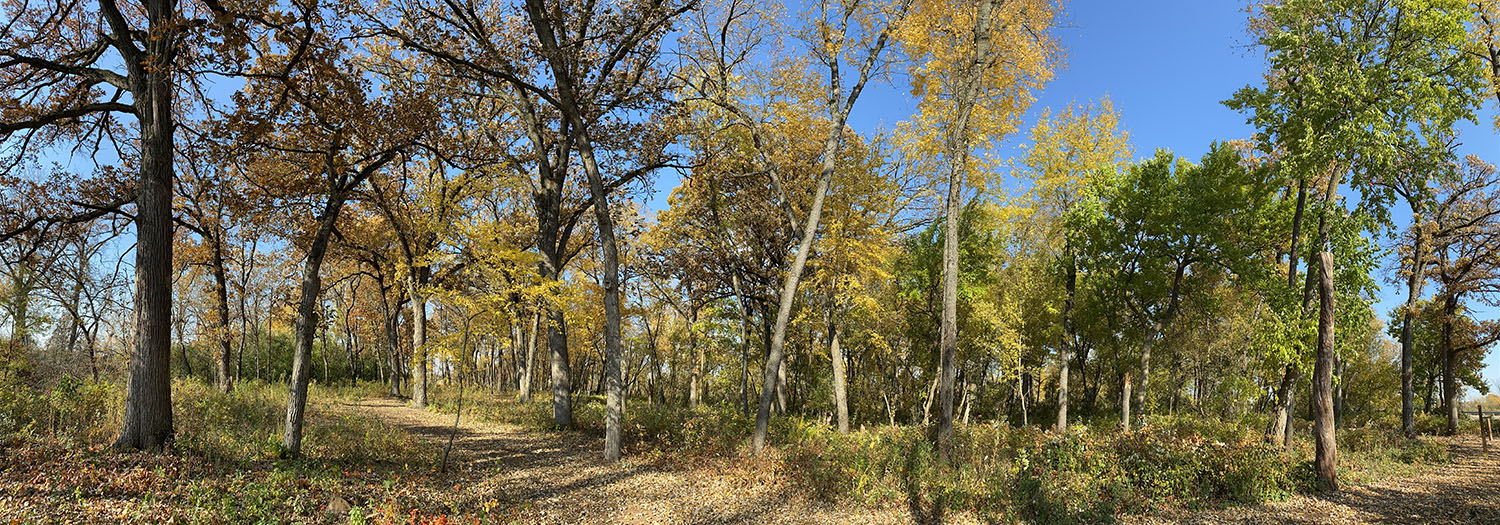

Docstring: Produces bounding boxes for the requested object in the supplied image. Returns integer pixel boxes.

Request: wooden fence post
[1481,404,1489,452]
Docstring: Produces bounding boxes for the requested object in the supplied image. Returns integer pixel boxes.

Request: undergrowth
[424,386,1457,523]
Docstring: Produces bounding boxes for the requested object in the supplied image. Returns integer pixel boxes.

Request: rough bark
[282,193,347,457]
[938,170,960,461]
[409,267,429,408]
[113,0,177,449]
[210,236,234,393]
[1313,251,1338,491]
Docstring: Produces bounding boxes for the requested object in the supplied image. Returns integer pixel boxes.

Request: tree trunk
[114,30,176,449]
[519,309,537,401]
[383,289,402,397]
[210,235,234,393]
[1121,371,1132,432]
[1057,245,1076,432]
[747,0,902,448]
[731,273,752,416]
[938,168,960,463]
[282,193,347,457]
[1443,294,1459,436]
[688,302,703,410]
[1401,206,1425,438]
[409,267,429,408]
[829,318,849,433]
[1313,251,1338,491]
[1267,365,1300,446]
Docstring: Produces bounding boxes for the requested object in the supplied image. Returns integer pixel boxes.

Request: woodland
[3,0,1500,523]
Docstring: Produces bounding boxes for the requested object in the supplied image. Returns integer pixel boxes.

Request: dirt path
[341,397,922,524]
[347,398,1500,524]
[1131,436,1500,525]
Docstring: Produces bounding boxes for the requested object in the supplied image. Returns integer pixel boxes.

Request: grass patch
[0,377,508,524]
[422,386,1456,523]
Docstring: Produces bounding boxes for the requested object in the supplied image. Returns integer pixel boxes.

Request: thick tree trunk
[1121,371,1132,432]
[114,34,176,449]
[282,193,347,457]
[938,172,960,461]
[1313,251,1338,491]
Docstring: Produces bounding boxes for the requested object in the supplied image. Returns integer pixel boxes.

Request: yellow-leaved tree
[1018,99,1131,431]
[896,0,1061,461]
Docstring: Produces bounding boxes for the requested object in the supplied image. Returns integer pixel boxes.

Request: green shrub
[1395,439,1449,464]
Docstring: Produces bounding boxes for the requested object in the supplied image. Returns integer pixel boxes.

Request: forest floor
[1129,435,1500,525]
[350,396,1500,524]
[342,397,941,524]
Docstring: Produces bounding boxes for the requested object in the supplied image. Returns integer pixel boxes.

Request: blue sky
[650,0,1500,397]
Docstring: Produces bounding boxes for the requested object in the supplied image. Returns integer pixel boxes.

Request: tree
[897,0,1059,460]
[1229,0,1485,490]
[218,13,433,456]
[1017,99,1131,432]
[0,0,218,450]
[516,0,692,462]
[1427,157,1500,434]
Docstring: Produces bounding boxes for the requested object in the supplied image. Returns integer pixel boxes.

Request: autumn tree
[897,0,1059,460]
[1426,157,1500,434]
[1017,99,1131,431]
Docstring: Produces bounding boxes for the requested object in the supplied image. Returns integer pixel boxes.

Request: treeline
[2,0,1500,493]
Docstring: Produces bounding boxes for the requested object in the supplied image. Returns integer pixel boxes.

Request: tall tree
[0,0,202,450]
[1018,99,1131,432]
[898,0,1059,460]
[1229,0,1485,490]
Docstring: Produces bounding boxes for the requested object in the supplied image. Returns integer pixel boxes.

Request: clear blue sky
[651,0,1500,397]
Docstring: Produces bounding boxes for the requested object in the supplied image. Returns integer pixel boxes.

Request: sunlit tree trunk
[1313,251,1338,490]
[409,267,429,408]
[283,191,347,457]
